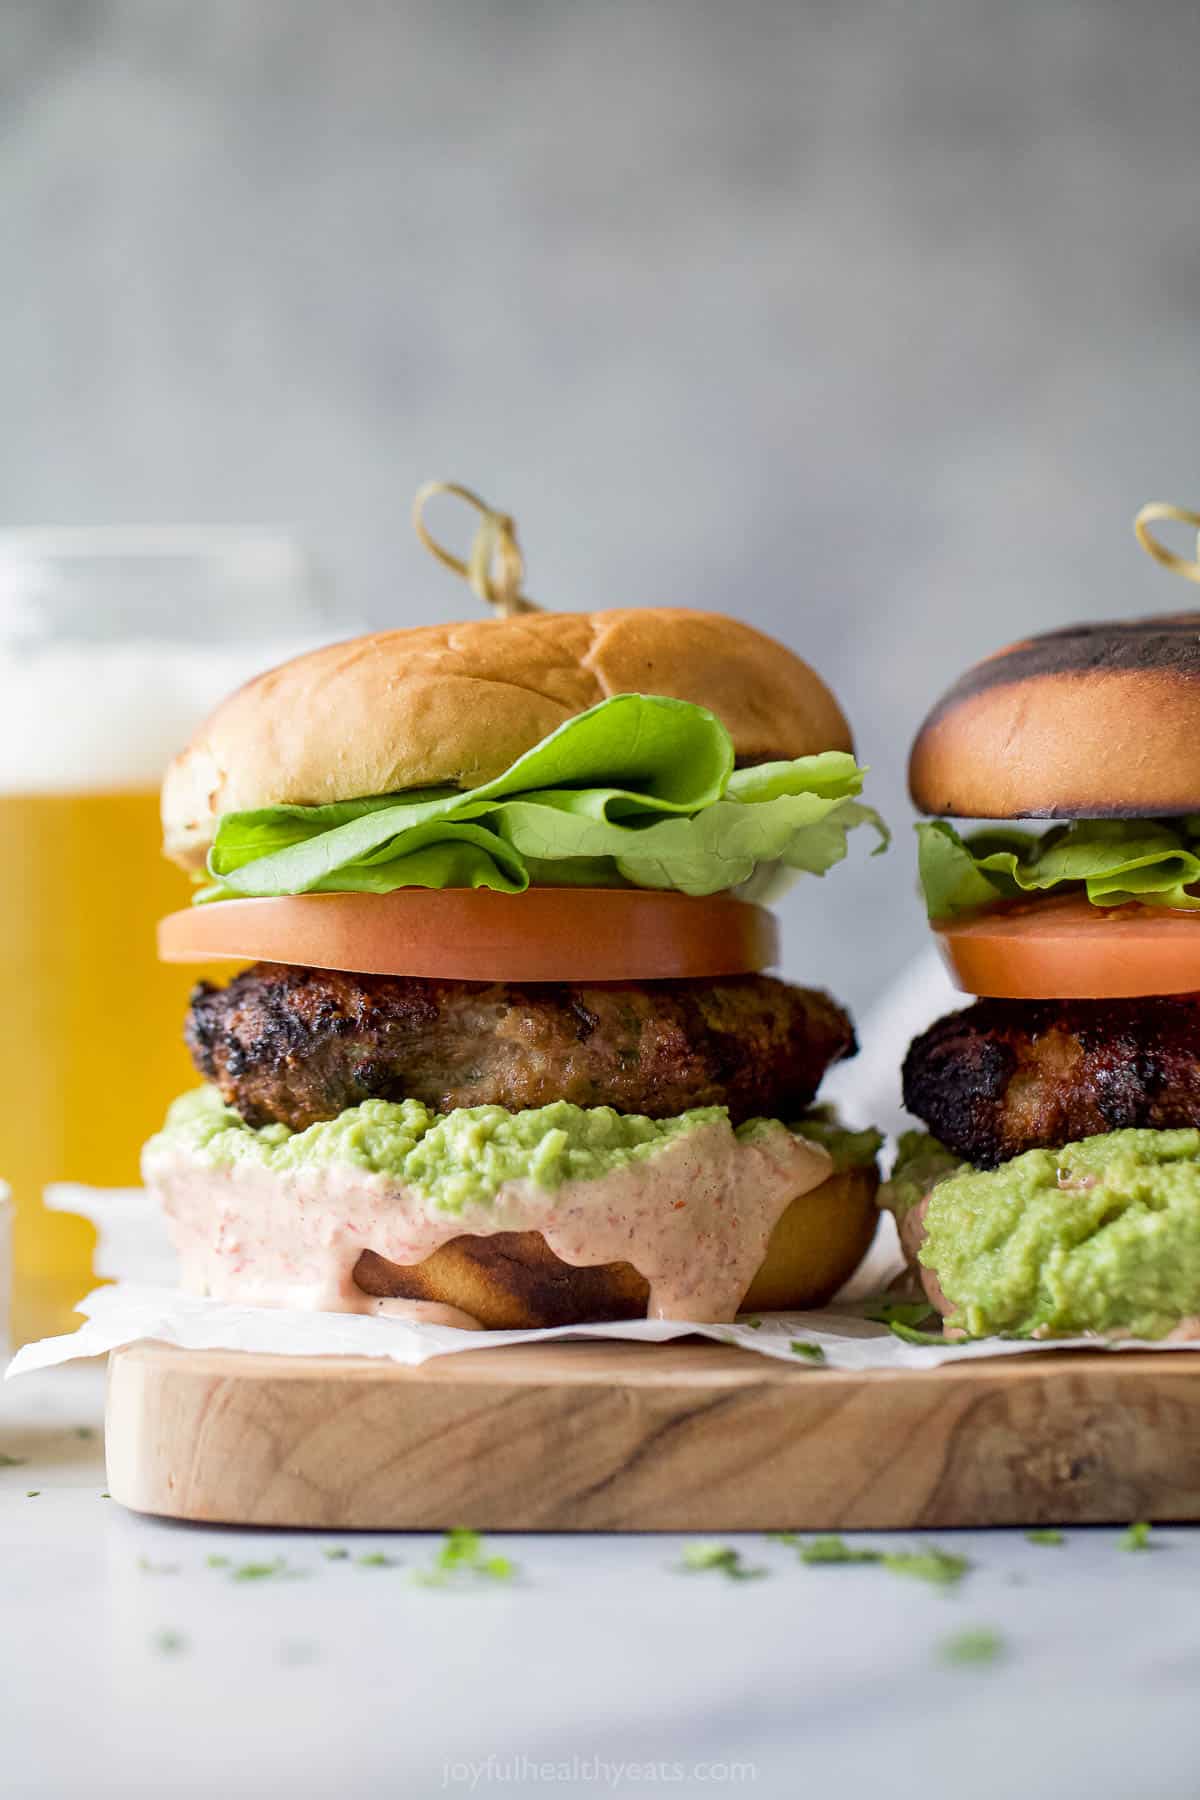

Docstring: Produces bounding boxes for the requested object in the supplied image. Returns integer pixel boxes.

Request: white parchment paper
[7,1178,1200,1377]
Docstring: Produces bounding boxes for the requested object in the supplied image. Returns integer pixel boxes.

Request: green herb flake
[679,1541,766,1581]
[206,1554,231,1569]
[882,1548,970,1588]
[357,1552,399,1569]
[939,1627,1005,1667]
[151,1630,188,1657]
[413,1528,518,1587]
[798,1536,883,1566]
[74,1426,95,1441]
[230,1557,304,1583]
[100,1492,110,1500]
[766,1531,800,1547]
[793,1537,970,1586]
[1026,1528,1065,1546]
[24,1490,40,1499]
[742,1316,763,1330]
[1119,1521,1155,1552]
[323,1547,350,1561]
[889,1321,952,1347]
[789,1340,826,1364]
[863,1298,939,1331]
[0,1452,28,1468]
[138,1556,180,1576]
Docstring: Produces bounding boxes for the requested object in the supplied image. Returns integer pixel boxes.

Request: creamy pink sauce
[143,1121,832,1325]
[904,1193,953,1318]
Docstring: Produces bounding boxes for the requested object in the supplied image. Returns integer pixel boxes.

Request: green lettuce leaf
[201,694,889,903]
[916,818,1200,923]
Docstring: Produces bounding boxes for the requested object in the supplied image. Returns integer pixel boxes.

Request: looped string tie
[412,481,541,616]
[1134,501,1200,586]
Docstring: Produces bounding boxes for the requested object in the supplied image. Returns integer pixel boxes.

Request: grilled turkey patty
[903,994,1200,1167]
[186,962,857,1133]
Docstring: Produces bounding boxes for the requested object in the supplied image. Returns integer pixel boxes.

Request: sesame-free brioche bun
[352,1164,879,1328]
[910,613,1200,819]
[162,609,853,870]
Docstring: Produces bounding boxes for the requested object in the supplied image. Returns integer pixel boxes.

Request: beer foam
[0,639,325,792]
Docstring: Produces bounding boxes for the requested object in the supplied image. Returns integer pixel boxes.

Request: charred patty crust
[903,994,1200,1167]
[187,963,857,1132]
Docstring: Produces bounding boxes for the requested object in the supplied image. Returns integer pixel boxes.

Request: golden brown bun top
[163,608,853,868]
[909,612,1200,818]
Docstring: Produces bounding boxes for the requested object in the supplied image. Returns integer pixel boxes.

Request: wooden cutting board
[104,1338,1200,1530]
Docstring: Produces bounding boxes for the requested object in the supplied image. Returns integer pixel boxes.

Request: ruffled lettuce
[199,693,888,903]
[917,818,1200,923]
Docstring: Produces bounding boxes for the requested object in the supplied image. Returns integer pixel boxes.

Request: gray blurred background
[4,0,1198,1017]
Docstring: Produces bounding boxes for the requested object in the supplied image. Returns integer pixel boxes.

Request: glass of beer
[0,530,338,1343]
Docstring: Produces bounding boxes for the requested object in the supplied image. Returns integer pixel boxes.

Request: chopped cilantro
[1026,1528,1065,1546]
[323,1547,350,1561]
[888,1321,952,1346]
[882,1548,970,1588]
[100,1492,110,1500]
[206,1554,231,1569]
[151,1630,187,1656]
[138,1556,180,1575]
[230,1557,304,1583]
[24,1490,39,1499]
[939,1627,1005,1667]
[1119,1521,1155,1552]
[798,1536,882,1566]
[790,1537,970,1586]
[766,1531,800,1547]
[357,1552,399,1569]
[679,1541,765,1581]
[413,1528,517,1586]
[789,1341,826,1364]
[74,1426,95,1441]
[742,1316,763,1330]
[863,1298,939,1331]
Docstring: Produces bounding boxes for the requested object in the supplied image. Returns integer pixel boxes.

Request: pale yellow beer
[0,529,335,1345]
[0,789,218,1342]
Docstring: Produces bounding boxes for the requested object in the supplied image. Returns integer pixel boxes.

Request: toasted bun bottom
[353,1166,879,1327]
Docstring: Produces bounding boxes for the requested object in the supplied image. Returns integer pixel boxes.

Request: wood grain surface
[105,1339,1200,1531]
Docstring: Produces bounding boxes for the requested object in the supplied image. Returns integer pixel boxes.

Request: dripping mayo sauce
[145,1118,832,1328]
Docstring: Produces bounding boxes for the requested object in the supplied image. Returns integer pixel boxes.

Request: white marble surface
[2,1363,1197,1800]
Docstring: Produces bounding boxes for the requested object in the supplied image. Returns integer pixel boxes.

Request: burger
[884,609,1200,1340]
[143,596,887,1329]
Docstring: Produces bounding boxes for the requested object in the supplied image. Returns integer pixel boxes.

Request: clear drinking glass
[0,528,343,1343]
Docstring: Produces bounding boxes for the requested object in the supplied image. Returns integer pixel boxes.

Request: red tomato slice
[157,888,779,983]
[936,894,1200,999]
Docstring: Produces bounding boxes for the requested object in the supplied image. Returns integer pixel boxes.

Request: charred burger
[886,601,1200,1340]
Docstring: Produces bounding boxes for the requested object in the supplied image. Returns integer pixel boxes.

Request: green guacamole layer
[153,1087,880,1218]
[888,1128,1200,1340]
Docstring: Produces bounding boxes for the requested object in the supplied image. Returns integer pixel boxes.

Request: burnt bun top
[909,612,1200,819]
